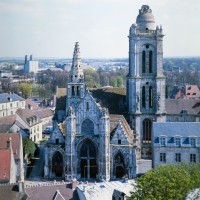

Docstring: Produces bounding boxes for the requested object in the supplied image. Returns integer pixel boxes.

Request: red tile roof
[34,109,54,119]
[16,108,42,127]
[25,98,40,111]
[0,149,11,182]
[0,133,20,160]
[0,115,16,124]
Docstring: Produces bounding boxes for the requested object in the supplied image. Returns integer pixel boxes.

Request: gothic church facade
[44,43,138,181]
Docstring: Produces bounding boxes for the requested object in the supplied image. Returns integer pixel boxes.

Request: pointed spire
[70,42,84,83]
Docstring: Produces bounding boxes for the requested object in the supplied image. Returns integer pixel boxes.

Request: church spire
[70,42,84,83]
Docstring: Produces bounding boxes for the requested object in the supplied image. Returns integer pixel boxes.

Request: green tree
[22,138,37,158]
[129,164,193,200]
[117,76,123,87]
[110,77,117,87]
[19,83,32,98]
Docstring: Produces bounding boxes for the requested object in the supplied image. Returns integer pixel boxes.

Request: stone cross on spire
[70,42,84,83]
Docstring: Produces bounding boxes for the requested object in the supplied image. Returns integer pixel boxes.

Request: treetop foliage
[129,163,200,200]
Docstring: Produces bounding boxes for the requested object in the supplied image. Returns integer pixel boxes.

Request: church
[44,42,139,181]
[44,5,200,181]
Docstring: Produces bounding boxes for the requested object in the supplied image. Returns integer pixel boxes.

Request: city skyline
[1,0,200,58]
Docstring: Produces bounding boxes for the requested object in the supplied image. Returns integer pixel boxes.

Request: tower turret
[70,42,84,83]
[67,42,85,110]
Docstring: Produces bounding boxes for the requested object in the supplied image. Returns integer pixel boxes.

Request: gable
[50,123,65,144]
[110,123,129,145]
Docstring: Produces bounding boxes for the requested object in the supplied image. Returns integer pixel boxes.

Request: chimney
[7,137,12,148]
[28,104,32,110]
[71,179,78,190]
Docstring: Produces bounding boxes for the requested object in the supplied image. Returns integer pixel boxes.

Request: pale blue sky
[1,0,200,58]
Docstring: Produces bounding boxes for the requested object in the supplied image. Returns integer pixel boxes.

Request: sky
[0,0,200,58]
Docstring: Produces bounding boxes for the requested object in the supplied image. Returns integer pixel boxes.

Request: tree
[19,83,32,98]
[110,77,117,87]
[22,138,37,158]
[129,164,198,200]
[117,76,123,87]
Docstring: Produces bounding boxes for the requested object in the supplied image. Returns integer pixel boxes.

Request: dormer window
[56,139,59,144]
[174,137,181,146]
[118,139,121,145]
[190,138,196,147]
[160,136,166,146]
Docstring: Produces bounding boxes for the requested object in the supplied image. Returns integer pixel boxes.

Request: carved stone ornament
[140,5,152,14]
[67,106,74,117]
[101,107,108,117]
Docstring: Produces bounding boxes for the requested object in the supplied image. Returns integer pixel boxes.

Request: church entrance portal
[80,140,97,179]
[114,153,125,178]
[52,151,63,177]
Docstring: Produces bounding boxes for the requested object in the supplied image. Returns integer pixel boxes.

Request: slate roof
[0,133,20,160]
[165,99,200,115]
[0,93,24,103]
[153,122,200,138]
[25,183,79,200]
[16,108,42,127]
[0,149,11,182]
[110,114,133,143]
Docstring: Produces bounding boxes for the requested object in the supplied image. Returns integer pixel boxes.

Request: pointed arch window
[149,86,153,108]
[142,51,146,73]
[142,86,146,108]
[86,102,89,110]
[149,51,153,73]
[143,119,152,143]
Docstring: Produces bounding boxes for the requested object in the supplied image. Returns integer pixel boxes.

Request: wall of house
[0,100,25,117]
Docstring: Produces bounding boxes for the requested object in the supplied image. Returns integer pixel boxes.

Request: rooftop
[0,93,24,104]
[0,133,20,160]
[0,149,11,182]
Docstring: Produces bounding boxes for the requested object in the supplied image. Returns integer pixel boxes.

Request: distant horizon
[1,56,200,61]
[1,0,200,58]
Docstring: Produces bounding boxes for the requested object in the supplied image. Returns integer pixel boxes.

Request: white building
[24,55,39,73]
[153,122,200,168]
[0,93,25,117]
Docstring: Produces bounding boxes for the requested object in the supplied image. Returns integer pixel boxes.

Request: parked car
[43,126,53,134]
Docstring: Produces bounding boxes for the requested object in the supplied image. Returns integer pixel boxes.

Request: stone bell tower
[126,5,166,159]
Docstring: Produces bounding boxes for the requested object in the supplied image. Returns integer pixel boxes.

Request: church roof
[90,87,127,114]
